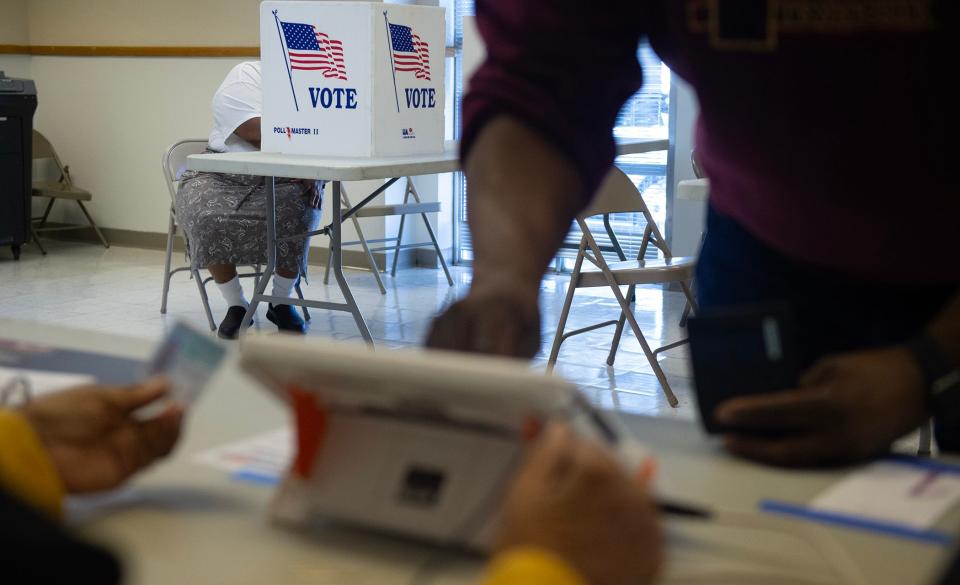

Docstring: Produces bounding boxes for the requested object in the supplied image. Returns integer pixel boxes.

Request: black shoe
[267,303,307,334]
[218,306,250,340]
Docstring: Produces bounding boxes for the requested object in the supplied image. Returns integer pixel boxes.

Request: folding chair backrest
[577,166,672,260]
[691,149,705,179]
[162,139,208,202]
[32,130,57,160]
[579,167,651,219]
[31,130,68,184]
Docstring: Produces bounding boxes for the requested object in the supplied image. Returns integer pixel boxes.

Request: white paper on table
[0,366,96,398]
[811,460,960,530]
[193,428,293,480]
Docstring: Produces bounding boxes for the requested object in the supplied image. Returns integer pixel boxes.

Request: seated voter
[176,61,323,340]
[0,380,182,582]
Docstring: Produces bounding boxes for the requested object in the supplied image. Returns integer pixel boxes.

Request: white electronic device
[239,334,652,550]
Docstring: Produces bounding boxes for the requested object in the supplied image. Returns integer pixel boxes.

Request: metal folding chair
[31,130,109,254]
[323,177,453,294]
[547,167,698,407]
[160,139,309,331]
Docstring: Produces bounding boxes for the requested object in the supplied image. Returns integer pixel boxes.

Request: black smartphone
[687,303,800,435]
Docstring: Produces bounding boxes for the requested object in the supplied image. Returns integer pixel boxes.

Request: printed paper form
[0,366,95,398]
[194,428,293,480]
[811,460,960,530]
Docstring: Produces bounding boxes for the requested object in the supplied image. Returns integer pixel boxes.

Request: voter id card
[139,322,227,417]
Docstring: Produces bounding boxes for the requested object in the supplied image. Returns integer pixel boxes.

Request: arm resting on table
[0,410,64,518]
[480,548,590,585]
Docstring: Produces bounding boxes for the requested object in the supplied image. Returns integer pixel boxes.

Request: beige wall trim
[39,224,388,271]
[2,45,450,58]
[0,44,31,55]
[0,45,259,58]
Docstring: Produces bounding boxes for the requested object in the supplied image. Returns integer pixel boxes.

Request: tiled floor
[0,240,696,421]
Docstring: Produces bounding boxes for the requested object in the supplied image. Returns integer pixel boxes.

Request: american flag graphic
[389,23,431,81]
[280,20,347,80]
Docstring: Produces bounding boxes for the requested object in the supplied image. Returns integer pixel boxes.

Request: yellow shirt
[0,410,64,518]
[481,547,589,585]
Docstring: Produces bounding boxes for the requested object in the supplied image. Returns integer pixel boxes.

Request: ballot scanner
[0,72,37,260]
[239,335,653,550]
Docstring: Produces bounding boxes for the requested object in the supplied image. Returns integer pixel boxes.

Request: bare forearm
[234,117,262,149]
[928,291,960,368]
[465,116,585,296]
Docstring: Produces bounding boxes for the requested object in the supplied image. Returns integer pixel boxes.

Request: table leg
[330,180,374,344]
[242,176,278,330]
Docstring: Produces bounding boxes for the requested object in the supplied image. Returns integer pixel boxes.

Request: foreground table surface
[3,319,954,585]
[186,139,669,181]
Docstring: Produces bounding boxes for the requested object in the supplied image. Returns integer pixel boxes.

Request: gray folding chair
[323,177,453,294]
[31,130,109,254]
[160,139,309,331]
[547,167,698,407]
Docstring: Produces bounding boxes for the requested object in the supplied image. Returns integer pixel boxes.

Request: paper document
[0,366,95,398]
[194,428,292,482]
[811,459,960,530]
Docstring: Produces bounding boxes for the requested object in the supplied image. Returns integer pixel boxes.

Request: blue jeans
[695,205,958,448]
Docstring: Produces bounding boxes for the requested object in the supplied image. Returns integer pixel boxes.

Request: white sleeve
[208,62,263,153]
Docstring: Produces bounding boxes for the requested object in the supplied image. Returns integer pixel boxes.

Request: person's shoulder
[219,61,261,87]
[234,61,262,84]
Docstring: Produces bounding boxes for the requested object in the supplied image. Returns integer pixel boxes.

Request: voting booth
[261,1,446,157]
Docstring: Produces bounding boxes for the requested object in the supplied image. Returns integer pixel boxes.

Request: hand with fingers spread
[20,378,184,493]
[496,424,662,585]
[716,346,928,466]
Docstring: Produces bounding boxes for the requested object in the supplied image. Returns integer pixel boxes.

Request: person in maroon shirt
[427,0,960,466]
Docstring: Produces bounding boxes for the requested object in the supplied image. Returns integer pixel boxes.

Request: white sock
[271,274,297,299]
[216,276,248,308]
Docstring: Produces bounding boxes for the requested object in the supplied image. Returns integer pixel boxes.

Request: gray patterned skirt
[175,170,322,273]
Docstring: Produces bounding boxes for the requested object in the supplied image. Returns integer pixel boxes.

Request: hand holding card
[137,322,228,419]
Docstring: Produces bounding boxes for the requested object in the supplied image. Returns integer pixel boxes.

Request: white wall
[27,55,390,246]
[0,0,28,45]
[6,0,464,262]
[0,55,31,78]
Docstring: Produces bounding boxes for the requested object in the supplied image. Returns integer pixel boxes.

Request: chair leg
[390,214,408,277]
[617,294,679,408]
[351,214,386,294]
[295,281,311,322]
[30,227,48,256]
[323,247,333,285]
[679,281,699,314]
[606,285,635,366]
[193,268,217,331]
[253,264,262,292]
[76,201,110,249]
[161,212,176,314]
[421,212,454,287]
[39,197,56,227]
[547,242,587,370]
[392,178,414,278]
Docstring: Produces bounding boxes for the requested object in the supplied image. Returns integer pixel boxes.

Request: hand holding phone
[687,304,799,435]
